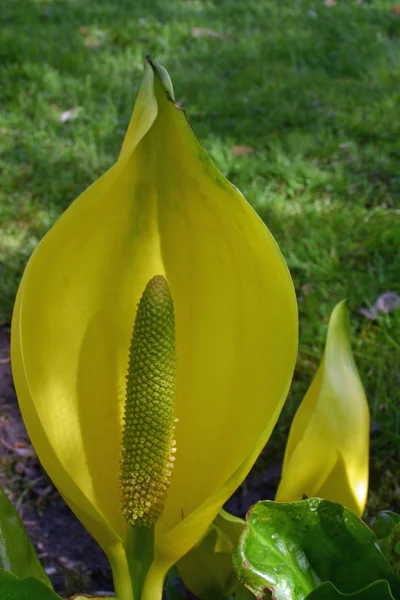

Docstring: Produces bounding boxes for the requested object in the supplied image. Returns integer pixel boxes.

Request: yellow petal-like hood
[12,59,298,598]
[275,301,369,516]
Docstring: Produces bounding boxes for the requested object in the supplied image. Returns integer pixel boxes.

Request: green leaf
[375,511,400,539]
[0,570,61,599]
[306,580,395,600]
[0,488,51,587]
[375,513,400,576]
[233,499,400,600]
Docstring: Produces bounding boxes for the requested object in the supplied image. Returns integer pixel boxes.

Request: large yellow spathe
[276,301,369,516]
[11,59,298,599]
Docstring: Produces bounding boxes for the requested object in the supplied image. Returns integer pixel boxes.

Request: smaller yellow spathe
[12,58,298,599]
[276,301,369,516]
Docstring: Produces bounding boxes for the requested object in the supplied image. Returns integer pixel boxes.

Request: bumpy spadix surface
[121,275,176,527]
[11,58,298,598]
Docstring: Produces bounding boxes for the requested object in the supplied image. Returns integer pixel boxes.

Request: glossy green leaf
[233,499,400,600]
[0,488,51,587]
[306,580,395,600]
[0,570,61,599]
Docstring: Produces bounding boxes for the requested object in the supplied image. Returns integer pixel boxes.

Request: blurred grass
[1,0,400,460]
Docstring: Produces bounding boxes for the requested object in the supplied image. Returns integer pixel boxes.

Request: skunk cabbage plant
[11,59,298,599]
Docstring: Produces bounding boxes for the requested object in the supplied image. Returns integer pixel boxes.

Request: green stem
[126,523,155,600]
[107,542,134,600]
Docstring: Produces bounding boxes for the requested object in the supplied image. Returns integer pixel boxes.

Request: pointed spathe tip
[145,56,175,102]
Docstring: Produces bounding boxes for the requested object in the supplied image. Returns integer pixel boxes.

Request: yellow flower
[11,59,298,599]
[276,301,369,516]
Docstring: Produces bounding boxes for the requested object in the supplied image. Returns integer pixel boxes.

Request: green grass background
[1,0,400,463]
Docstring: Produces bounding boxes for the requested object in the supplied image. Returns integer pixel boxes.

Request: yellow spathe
[11,59,298,599]
[276,301,369,516]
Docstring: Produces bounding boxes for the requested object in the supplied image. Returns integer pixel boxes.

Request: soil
[0,328,280,598]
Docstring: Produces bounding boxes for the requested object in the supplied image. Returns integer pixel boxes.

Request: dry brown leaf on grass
[230,145,254,157]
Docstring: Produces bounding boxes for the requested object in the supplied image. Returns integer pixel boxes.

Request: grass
[1,0,400,466]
